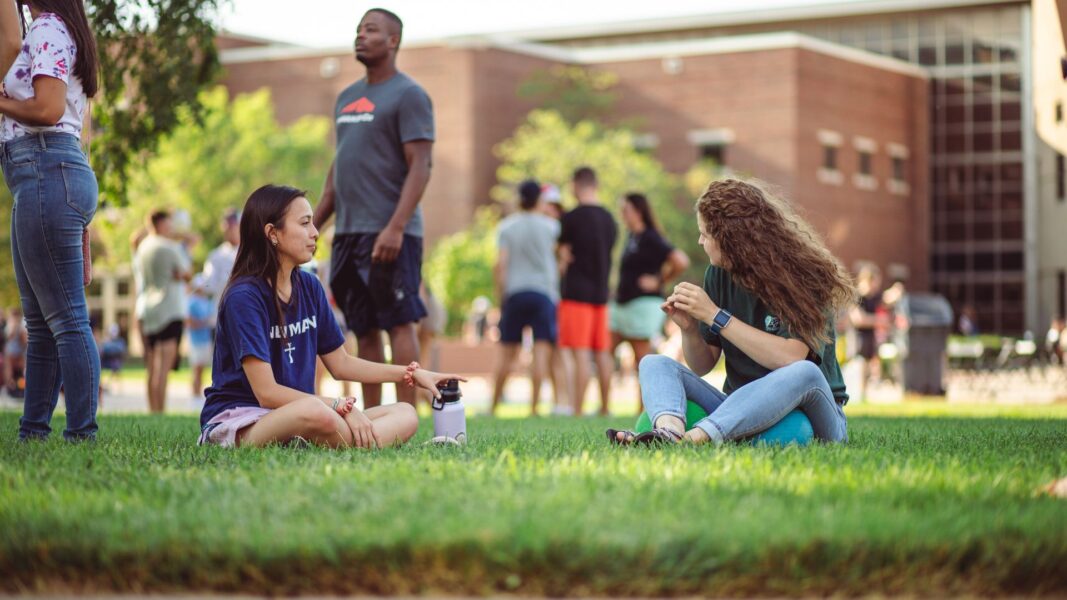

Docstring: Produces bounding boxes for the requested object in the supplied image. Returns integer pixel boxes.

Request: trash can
[896,293,954,395]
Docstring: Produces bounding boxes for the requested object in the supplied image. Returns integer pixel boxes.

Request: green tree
[492,109,705,284]
[516,65,618,125]
[89,0,223,206]
[424,208,498,336]
[0,1,224,306]
[95,86,332,268]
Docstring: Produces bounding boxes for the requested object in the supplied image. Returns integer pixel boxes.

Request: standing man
[558,167,617,416]
[314,8,434,407]
[490,179,560,416]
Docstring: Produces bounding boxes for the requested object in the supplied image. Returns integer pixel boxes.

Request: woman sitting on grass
[199,184,463,448]
[608,179,855,445]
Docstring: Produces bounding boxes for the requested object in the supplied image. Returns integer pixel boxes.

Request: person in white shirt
[202,208,240,309]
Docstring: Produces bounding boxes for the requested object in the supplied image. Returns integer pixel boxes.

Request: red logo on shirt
[340,97,375,114]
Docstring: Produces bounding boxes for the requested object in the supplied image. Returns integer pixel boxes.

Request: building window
[859,151,873,175]
[687,128,734,172]
[816,129,843,185]
[699,143,727,166]
[632,133,659,154]
[852,136,877,191]
[1059,270,1066,321]
[892,156,906,181]
[887,143,909,195]
[823,145,838,170]
[1058,153,1066,201]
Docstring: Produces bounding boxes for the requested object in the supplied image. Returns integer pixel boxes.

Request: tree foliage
[89,0,223,206]
[0,0,224,307]
[516,65,619,125]
[424,208,498,336]
[94,87,332,268]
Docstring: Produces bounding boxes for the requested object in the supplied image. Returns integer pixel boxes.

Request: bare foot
[683,428,711,444]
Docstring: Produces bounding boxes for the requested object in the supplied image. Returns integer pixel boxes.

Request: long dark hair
[223,184,307,339]
[20,1,99,97]
[624,192,658,232]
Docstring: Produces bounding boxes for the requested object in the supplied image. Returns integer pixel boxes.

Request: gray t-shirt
[333,72,434,237]
[497,212,561,301]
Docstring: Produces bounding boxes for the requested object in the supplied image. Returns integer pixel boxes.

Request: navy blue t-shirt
[200,270,346,428]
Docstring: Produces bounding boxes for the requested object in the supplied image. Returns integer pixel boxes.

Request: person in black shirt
[611,192,689,413]
[558,167,617,415]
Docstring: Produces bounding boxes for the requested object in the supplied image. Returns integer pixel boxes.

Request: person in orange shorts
[558,167,618,415]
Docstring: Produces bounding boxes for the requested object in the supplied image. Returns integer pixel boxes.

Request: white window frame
[817,129,843,186]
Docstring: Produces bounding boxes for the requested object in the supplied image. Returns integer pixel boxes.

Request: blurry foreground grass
[0,403,1065,595]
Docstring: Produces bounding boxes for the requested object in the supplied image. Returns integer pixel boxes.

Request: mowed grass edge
[1,406,1066,596]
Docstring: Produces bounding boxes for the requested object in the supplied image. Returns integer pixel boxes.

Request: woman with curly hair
[608,179,856,445]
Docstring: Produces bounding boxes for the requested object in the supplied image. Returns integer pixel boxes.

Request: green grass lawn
[1,403,1066,596]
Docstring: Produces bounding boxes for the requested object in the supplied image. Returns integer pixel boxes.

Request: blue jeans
[2,132,100,441]
[639,354,847,444]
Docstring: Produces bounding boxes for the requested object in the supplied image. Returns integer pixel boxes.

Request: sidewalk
[0,368,669,417]
[2,358,1062,416]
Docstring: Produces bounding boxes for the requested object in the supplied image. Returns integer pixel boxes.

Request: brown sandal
[605,429,637,445]
[633,427,684,445]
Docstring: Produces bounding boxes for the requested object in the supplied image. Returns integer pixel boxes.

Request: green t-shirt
[697,265,848,403]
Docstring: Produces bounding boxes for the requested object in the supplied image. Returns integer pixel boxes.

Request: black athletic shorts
[330,233,427,338]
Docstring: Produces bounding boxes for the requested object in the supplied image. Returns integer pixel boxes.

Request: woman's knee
[639,353,677,373]
[392,402,419,441]
[782,359,823,384]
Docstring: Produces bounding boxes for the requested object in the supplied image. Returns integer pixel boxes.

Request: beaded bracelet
[402,361,421,388]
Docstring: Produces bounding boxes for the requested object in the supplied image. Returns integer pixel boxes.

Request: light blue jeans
[2,132,100,441]
[640,354,848,444]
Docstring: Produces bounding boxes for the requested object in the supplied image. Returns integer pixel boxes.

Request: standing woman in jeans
[0,0,99,440]
[608,179,856,445]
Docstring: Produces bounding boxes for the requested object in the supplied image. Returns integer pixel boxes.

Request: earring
[271,238,278,247]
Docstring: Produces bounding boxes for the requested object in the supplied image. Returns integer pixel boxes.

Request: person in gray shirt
[313,8,434,408]
[490,180,561,416]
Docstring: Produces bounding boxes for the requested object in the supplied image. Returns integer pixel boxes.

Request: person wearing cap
[540,183,565,221]
[490,179,560,416]
[537,181,570,414]
[186,274,214,410]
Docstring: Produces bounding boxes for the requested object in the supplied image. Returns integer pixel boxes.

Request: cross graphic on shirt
[284,342,295,364]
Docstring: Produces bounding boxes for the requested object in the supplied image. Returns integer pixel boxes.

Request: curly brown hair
[696,178,856,350]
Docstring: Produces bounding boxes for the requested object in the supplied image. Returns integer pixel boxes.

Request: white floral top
[1,13,86,142]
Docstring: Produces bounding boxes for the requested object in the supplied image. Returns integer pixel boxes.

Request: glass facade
[796,7,1027,334]
[549,4,1029,333]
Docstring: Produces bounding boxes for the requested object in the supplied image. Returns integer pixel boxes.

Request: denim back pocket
[59,160,99,223]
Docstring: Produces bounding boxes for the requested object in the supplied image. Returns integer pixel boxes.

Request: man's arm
[494,247,509,305]
[372,139,433,262]
[313,160,337,230]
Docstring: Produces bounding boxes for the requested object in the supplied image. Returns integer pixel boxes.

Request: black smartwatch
[710,309,733,335]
